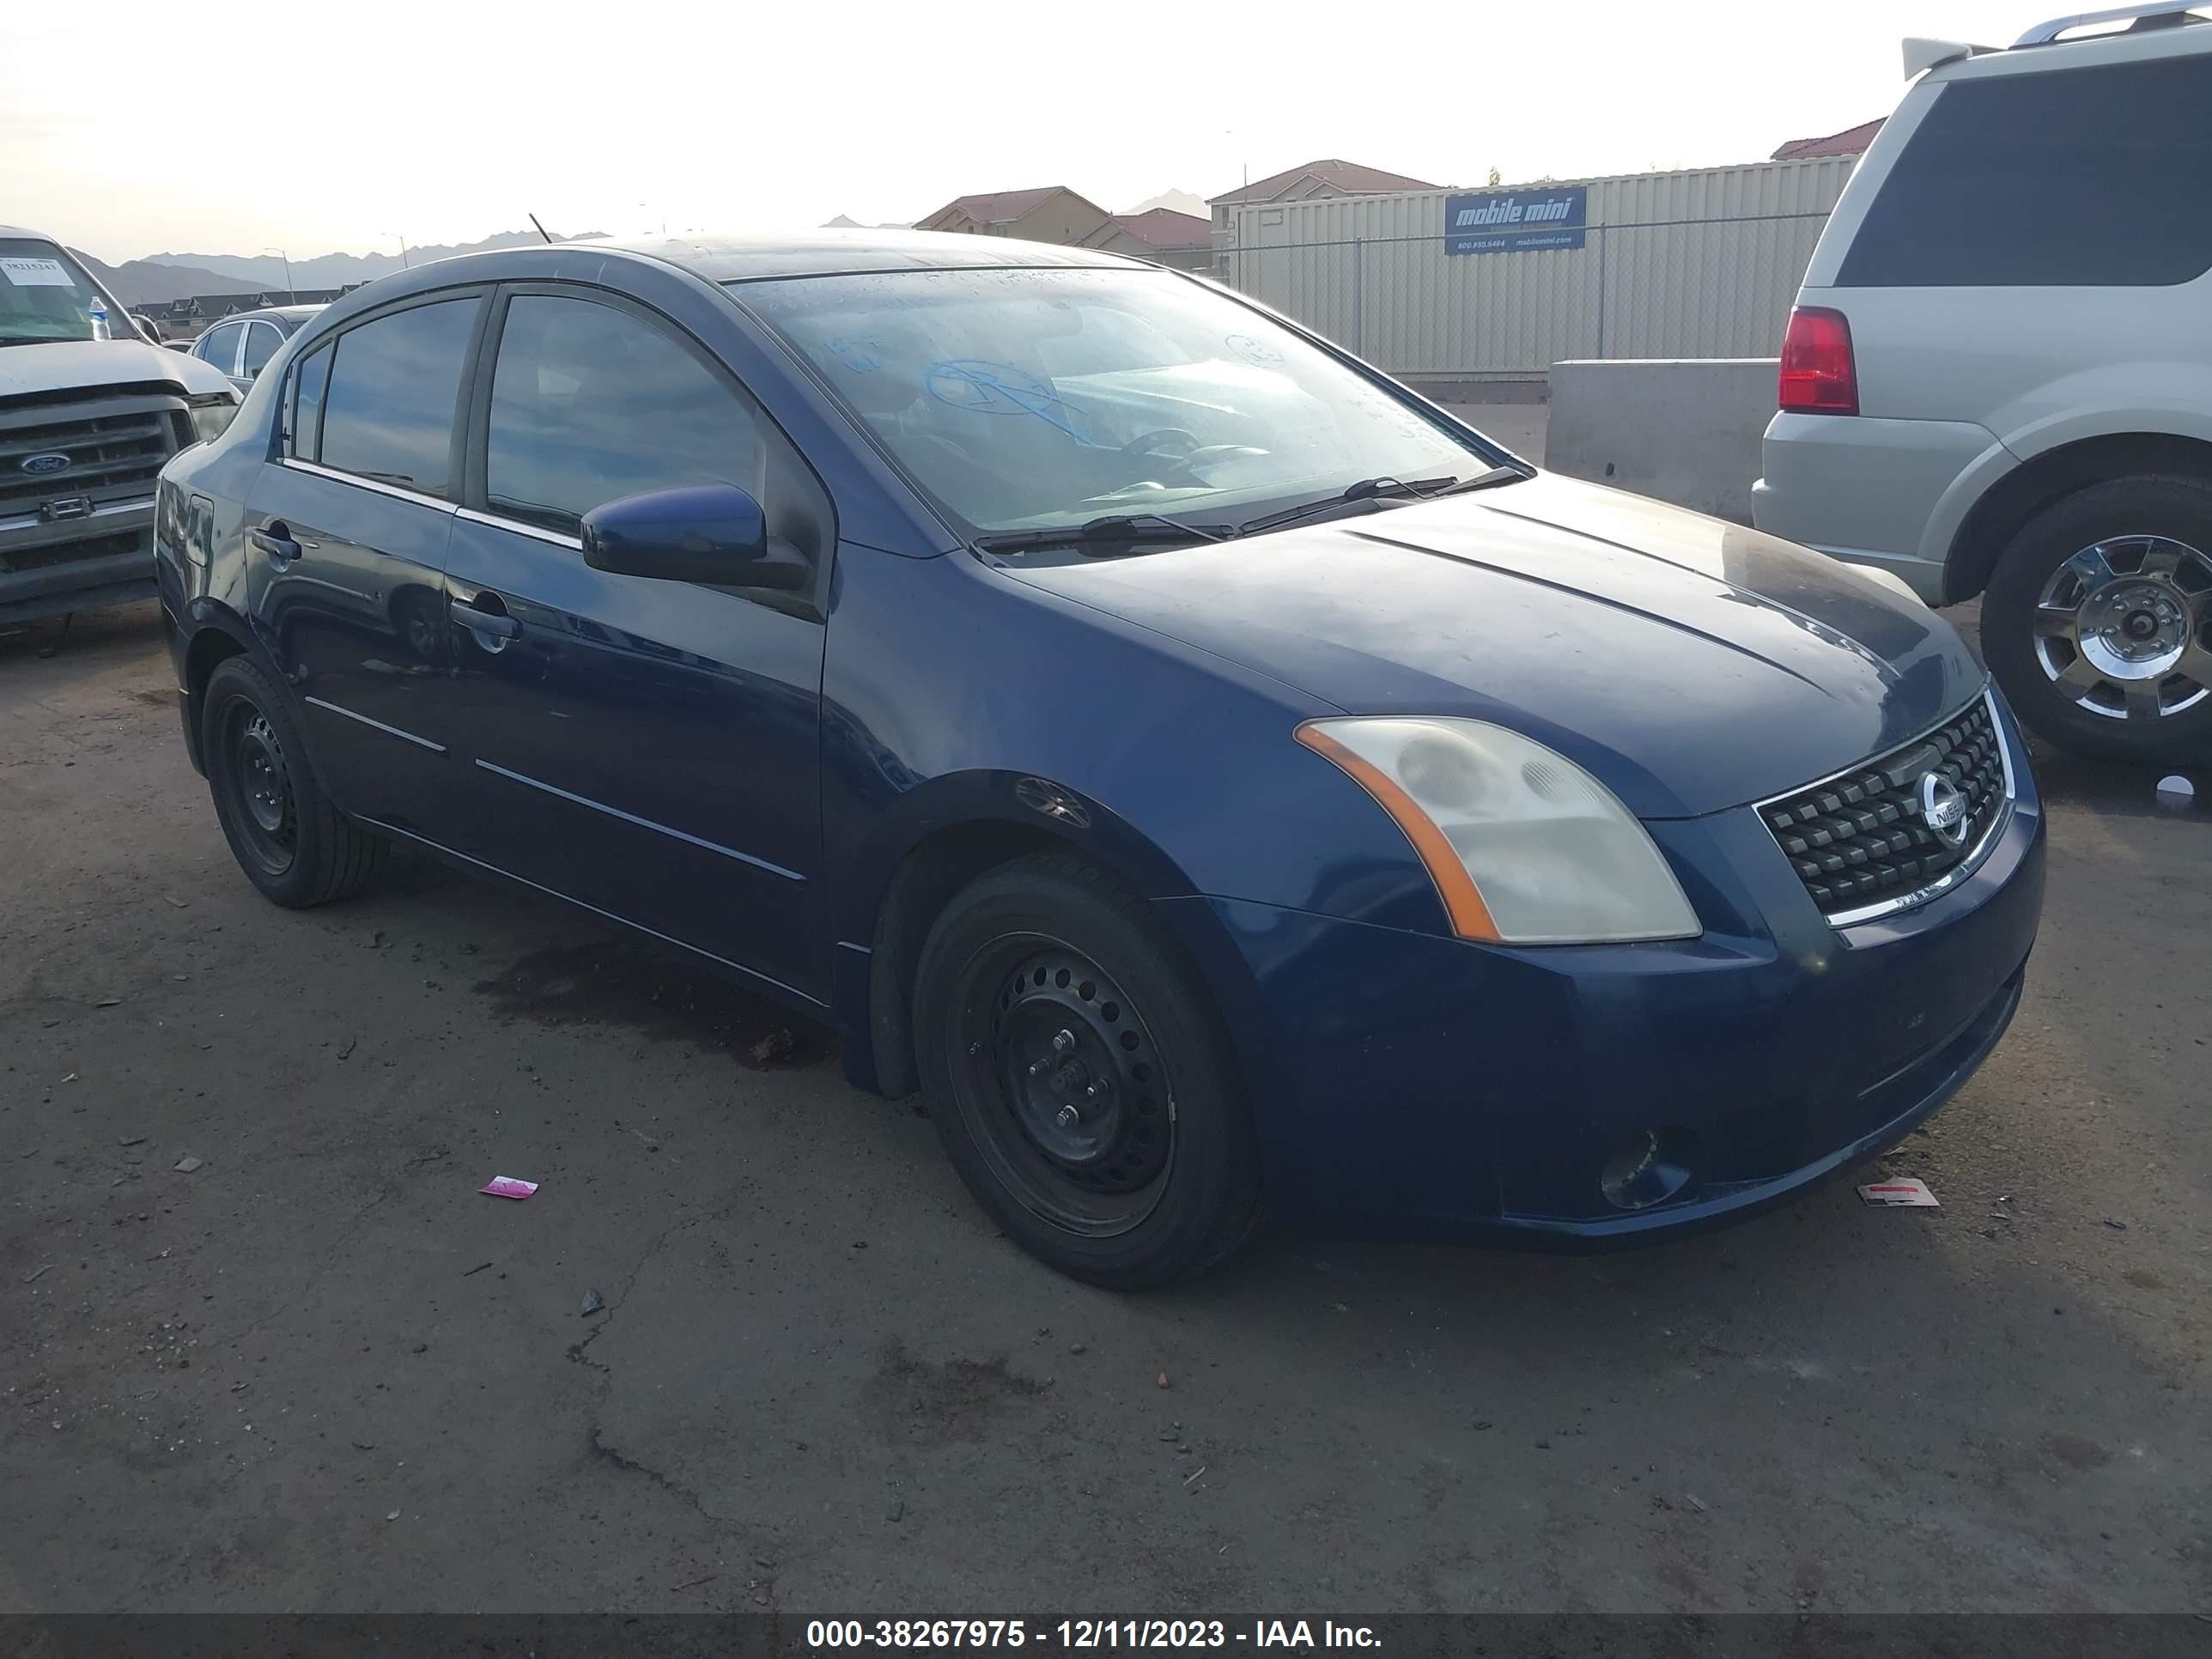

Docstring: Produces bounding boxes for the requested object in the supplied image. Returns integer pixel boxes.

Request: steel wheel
[222,699,299,877]
[951,934,1175,1238]
[200,655,386,908]
[2033,535,2212,723]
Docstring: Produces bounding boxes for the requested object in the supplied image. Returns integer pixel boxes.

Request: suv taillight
[1778,306,1858,416]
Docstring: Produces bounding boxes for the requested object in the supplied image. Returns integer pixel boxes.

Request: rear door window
[1838,52,2212,287]
[241,319,283,383]
[316,297,478,497]
[197,322,243,374]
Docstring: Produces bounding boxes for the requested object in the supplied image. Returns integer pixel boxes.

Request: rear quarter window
[1838,51,2212,288]
[289,341,332,459]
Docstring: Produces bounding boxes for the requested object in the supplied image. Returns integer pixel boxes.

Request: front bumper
[0,503,157,626]
[1158,717,2046,1247]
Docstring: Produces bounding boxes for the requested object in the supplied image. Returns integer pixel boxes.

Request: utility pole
[380,230,410,268]
[262,247,293,296]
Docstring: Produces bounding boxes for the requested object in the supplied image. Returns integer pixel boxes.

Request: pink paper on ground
[480,1176,538,1200]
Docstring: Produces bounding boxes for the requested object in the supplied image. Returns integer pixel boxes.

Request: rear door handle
[450,596,520,640]
[251,527,301,560]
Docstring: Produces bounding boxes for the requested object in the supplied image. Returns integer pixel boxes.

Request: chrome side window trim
[279,457,452,512]
[455,505,583,550]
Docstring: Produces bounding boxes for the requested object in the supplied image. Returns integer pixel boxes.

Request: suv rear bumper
[1753,411,2001,604]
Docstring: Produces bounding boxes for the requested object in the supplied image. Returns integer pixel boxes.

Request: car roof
[236,305,328,323]
[550,228,1151,283]
[289,229,1166,347]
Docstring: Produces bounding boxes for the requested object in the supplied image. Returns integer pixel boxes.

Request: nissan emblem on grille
[1759,694,2011,921]
[1917,773,1971,848]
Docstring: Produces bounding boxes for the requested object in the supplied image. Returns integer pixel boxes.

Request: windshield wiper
[971,513,1231,556]
[969,467,1530,556]
[1421,465,1529,497]
[1231,465,1527,538]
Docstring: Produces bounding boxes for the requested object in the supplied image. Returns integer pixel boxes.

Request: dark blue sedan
[153,232,2045,1286]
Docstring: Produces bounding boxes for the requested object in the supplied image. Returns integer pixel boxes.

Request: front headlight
[1296,717,1700,945]
[186,392,237,445]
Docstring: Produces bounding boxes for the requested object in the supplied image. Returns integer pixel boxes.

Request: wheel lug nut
[1055,1104,1080,1129]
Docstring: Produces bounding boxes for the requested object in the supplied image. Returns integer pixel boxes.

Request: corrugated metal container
[1218,156,1859,379]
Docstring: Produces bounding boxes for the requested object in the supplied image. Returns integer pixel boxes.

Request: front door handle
[450,595,520,640]
[251,527,301,561]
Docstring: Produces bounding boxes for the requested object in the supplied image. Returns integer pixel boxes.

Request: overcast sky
[9,0,2045,264]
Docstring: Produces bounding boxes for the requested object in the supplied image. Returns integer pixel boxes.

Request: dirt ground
[2,601,2207,1614]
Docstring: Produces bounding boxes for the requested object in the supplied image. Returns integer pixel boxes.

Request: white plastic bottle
[88,294,112,342]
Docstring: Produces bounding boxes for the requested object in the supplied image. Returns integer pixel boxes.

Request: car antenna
[528,213,555,245]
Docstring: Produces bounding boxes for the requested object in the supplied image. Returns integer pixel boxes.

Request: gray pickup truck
[3,226,238,627]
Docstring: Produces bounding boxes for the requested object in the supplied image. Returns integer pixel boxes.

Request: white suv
[1753,3,2212,764]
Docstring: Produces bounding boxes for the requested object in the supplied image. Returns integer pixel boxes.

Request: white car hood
[0,338,234,401]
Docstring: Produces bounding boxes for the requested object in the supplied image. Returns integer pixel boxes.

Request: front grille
[0,406,176,517]
[0,530,141,574]
[1761,694,2010,921]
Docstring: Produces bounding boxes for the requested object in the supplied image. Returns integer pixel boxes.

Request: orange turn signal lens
[1295,723,1500,942]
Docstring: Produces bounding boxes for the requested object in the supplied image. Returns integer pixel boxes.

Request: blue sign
[1444,186,1588,255]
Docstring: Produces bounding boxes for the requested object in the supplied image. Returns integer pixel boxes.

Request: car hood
[0,337,234,401]
[1001,472,1986,818]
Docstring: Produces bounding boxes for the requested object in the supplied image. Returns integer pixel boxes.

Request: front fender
[818,544,1458,1098]
[826,766,1203,951]
[821,544,1454,946]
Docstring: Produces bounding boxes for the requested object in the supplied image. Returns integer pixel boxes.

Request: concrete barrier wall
[1544,359,1778,524]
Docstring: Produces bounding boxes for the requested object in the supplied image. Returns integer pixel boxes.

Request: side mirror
[580,484,809,591]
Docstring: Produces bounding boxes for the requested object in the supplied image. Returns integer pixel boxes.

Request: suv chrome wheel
[2033,535,2212,722]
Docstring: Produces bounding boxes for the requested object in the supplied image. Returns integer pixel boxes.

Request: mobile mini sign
[1443,186,1588,255]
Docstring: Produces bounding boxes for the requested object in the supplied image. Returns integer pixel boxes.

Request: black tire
[202,655,386,907]
[1983,475,2212,765]
[911,851,1263,1289]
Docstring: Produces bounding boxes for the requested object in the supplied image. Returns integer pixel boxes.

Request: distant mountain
[138,228,606,292]
[1125,188,1209,218]
[73,250,261,309]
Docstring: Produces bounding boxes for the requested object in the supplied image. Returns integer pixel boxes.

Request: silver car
[186,304,326,394]
[1753,2,2212,763]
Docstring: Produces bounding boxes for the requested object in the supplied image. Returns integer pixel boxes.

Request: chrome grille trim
[1757,688,2018,928]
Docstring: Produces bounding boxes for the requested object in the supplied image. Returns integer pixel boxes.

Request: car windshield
[738,266,1499,537]
[0,238,124,344]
